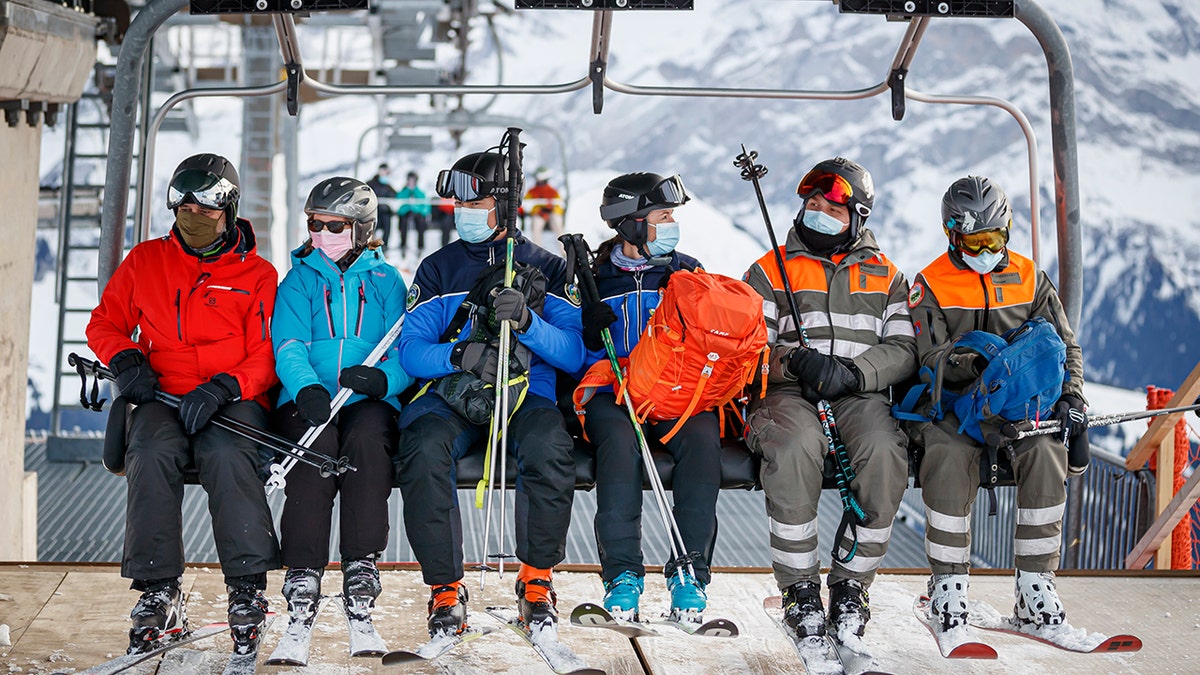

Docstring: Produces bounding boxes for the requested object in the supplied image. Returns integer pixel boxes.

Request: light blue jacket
[273,245,413,410]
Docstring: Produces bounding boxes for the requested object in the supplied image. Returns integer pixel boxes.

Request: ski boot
[127,579,187,655]
[602,571,644,622]
[928,573,971,630]
[282,567,322,621]
[781,580,826,639]
[226,584,269,655]
[666,568,707,624]
[516,565,558,635]
[427,581,469,638]
[342,556,382,619]
[827,578,870,640]
[1014,569,1066,628]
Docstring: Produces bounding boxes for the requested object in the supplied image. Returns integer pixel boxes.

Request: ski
[483,606,606,675]
[569,603,659,638]
[264,595,330,666]
[380,625,498,665]
[78,622,229,675]
[968,599,1143,654]
[912,596,997,659]
[340,593,389,657]
[650,615,739,638]
[762,596,844,675]
[221,614,277,675]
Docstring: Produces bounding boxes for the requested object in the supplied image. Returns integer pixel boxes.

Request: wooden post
[1126,363,1200,471]
[1127,463,1200,569]
[1155,433,1175,570]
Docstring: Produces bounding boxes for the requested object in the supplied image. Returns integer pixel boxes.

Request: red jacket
[87,220,279,408]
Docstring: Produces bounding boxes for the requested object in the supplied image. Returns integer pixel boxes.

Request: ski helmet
[795,157,874,240]
[436,151,522,224]
[941,175,1012,254]
[167,153,240,225]
[304,177,378,249]
[599,172,690,247]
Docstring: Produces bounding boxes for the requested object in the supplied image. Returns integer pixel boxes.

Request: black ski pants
[398,212,428,252]
[395,393,575,586]
[584,392,722,585]
[274,399,398,569]
[122,400,280,583]
[376,207,394,249]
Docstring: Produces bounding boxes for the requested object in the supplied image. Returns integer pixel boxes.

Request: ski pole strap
[832,511,859,564]
[71,353,107,411]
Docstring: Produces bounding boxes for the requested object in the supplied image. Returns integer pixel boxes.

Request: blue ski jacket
[273,244,413,410]
[400,230,585,403]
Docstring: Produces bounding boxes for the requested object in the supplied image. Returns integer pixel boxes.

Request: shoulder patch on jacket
[908,281,925,308]
[859,262,889,277]
[406,283,420,311]
[990,271,1022,285]
[564,282,582,307]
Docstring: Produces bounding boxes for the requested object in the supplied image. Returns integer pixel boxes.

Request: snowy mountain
[28,0,1200,427]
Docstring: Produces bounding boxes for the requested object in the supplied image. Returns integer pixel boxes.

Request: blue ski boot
[602,571,644,622]
[666,569,707,624]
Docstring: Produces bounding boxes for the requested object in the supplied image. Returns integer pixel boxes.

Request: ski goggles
[599,174,690,222]
[948,224,1010,254]
[796,170,871,218]
[306,217,354,234]
[167,170,238,211]
[436,169,503,202]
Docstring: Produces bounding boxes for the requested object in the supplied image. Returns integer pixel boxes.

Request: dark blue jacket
[400,231,585,403]
[582,250,702,370]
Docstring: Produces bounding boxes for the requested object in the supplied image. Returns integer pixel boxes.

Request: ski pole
[561,233,698,585]
[69,353,351,476]
[990,402,1200,443]
[264,314,405,494]
[733,146,868,563]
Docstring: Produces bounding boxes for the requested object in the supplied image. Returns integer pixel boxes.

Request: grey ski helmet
[167,153,240,225]
[941,175,1012,235]
[795,157,874,241]
[304,177,378,249]
[600,172,689,247]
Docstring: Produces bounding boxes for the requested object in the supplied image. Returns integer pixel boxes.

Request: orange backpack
[573,268,769,442]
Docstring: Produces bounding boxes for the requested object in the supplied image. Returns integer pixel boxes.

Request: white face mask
[961,248,1005,274]
[454,206,496,243]
[802,209,849,235]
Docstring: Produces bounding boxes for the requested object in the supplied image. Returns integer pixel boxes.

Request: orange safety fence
[1145,385,1196,569]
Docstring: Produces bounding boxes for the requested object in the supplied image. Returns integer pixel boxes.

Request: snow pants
[274,399,398,569]
[122,401,280,583]
[919,413,1068,575]
[584,392,721,585]
[744,388,908,590]
[398,212,428,252]
[395,393,575,586]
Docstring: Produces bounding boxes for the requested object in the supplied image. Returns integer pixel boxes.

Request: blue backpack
[894,317,1068,445]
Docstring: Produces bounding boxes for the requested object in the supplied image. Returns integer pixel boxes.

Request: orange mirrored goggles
[797,170,855,206]
[948,225,1010,255]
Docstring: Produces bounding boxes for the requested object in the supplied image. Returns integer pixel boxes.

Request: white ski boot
[927,573,970,630]
[1014,569,1066,627]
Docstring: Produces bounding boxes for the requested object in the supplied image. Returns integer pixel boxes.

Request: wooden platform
[0,564,1194,673]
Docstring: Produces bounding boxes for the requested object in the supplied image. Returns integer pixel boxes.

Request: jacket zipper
[341,277,348,337]
[355,284,367,337]
[324,287,336,337]
[632,271,645,353]
[977,273,991,333]
[175,289,182,341]
[257,301,266,341]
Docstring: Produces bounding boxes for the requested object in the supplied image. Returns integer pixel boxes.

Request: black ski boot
[827,578,871,640]
[782,580,826,639]
[516,566,558,634]
[127,579,187,655]
[343,556,382,620]
[227,585,269,655]
[282,568,322,622]
[427,581,469,637]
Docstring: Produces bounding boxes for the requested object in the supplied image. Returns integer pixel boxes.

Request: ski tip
[947,642,998,659]
[1094,635,1142,653]
[380,651,420,666]
[762,595,783,610]
[569,602,607,624]
[263,657,307,666]
[696,618,739,638]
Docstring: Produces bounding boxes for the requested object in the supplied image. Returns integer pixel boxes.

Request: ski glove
[339,365,389,399]
[490,287,532,333]
[813,356,862,401]
[178,373,240,435]
[294,384,332,427]
[450,341,500,383]
[108,348,159,405]
[1054,394,1090,476]
[581,302,618,352]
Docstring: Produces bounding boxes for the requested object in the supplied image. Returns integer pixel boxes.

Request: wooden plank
[1126,464,1200,570]
[1126,362,1200,470]
[0,569,66,656]
[1154,435,1175,570]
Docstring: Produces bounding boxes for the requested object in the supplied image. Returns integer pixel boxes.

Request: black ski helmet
[437,151,522,225]
[599,172,690,247]
[795,157,874,241]
[167,153,240,225]
[304,177,378,249]
[941,175,1012,235]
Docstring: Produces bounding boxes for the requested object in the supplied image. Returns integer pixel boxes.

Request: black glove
[450,341,500,382]
[1067,428,1090,477]
[108,348,159,405]
[581,302,618,352]
[339,365,389,399]
[655,267,674,292]
[178,373,240,434]
[1053,394,1087,439]
[814,356,862,401]
[788,348,859,401]
[294,384,332,426]
[491,287,532,332]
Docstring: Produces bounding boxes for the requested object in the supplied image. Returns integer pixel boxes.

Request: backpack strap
[658,351,719,443]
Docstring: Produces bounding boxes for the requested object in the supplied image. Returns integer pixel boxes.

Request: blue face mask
[801,209,849,235]
[646,221,680,257]
[961,248,1006,274]
[454,206,495,243]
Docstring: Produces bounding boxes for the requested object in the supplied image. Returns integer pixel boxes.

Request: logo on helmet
[961,211,978,233]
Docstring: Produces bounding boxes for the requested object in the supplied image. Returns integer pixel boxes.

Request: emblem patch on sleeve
[565,282,582,307]
[907,281,925,309]
[405,284,420,311]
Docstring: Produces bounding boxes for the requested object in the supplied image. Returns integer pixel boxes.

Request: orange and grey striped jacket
[908,249,1085,401]
[743,227,917,393]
